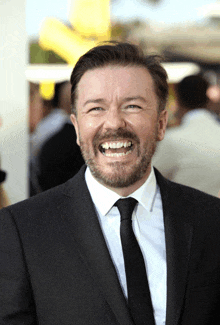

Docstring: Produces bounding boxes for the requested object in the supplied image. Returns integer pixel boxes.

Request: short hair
[176,75,209,109]
[70,42,168,115]
[51,81,69,108]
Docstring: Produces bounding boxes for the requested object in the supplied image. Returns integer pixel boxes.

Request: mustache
[93,128,140,146]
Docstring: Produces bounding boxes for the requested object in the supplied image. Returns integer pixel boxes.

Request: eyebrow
[83,98,105,107]
[83,96,147,107]
[122,96,147,103]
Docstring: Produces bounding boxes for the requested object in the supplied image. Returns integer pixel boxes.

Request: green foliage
[29,42,66,64]
[111,22,130,40]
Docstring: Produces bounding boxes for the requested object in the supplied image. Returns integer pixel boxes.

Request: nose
[104,108,126,130]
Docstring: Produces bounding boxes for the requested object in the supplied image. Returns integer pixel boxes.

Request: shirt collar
[85,166,157,216]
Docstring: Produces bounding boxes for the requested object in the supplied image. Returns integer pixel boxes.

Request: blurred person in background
[29,82,43,134]
[0,118,10,209]
[0,169,10,209]
[37,117,84,192]
[29,81,72,195]
[36,81,84,191]
[153,74,220,197]
[206,83,220,122]
[30,81,71,158]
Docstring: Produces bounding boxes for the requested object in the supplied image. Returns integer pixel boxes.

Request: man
[153,74,220,197]
[0,117,10,209]
[207,85,220,123]
[29,81,74,195]
[30,82,70,158]
[37,120,84,191]
[35,80,84,192]
[1,42,220,325]
[0,169,10,209]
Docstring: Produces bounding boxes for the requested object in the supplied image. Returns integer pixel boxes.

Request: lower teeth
[104,150,132,157]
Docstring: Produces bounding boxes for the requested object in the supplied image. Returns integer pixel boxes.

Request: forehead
[76,65,156,100]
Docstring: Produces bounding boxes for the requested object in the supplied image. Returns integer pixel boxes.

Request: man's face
[71,65,167,194]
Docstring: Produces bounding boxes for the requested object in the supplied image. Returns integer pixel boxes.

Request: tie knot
[115,198,138,221]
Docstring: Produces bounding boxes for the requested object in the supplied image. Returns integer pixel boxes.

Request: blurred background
[1,0,220,204]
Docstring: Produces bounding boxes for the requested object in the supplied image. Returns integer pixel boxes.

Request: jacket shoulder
[2,165,87,220]
[155,168,220,214]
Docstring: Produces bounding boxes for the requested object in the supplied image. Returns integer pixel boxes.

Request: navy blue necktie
[115,198,155,325]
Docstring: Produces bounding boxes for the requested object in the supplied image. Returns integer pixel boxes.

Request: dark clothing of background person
[0,169,10,209]
[0,169,6,183]
[38,122,84,191]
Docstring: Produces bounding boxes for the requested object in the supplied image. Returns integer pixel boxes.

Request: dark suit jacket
[1,166,220,325]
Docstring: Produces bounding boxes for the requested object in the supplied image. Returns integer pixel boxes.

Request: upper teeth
[101,141,132,149]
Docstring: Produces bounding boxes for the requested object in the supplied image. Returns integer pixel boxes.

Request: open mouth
[99,141,133,157]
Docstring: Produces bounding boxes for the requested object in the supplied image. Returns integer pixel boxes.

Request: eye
[127,105,141,109]
[124,104,142,111]
[88,107,104,113]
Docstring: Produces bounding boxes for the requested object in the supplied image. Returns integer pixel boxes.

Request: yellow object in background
[39,81,55,100]
[39,18,97,65]
[69,0,111,40]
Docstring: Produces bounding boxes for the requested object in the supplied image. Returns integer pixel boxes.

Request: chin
[90,161,150,189]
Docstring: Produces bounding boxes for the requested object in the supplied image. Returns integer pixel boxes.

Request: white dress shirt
[85,167,166,325]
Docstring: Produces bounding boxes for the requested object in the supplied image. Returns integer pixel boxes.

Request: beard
[78,127,158,188]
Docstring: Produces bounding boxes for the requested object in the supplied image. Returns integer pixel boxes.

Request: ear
[70,114,80,146]
[157,109,168,141]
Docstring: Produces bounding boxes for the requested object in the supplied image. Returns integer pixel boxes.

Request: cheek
[77,121,97,145]
[133,117,156,137]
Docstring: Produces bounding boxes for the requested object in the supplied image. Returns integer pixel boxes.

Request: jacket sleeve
[0,208,37,324]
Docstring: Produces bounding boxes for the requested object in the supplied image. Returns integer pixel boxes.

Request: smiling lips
[99,141,133,157]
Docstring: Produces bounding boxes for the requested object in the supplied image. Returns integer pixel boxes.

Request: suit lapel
[61,166,193,325]
[155,169,194,325]
[62,166,134,325]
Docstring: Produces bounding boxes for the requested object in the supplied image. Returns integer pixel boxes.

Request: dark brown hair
[70,42,168,114]
[176,75,209,109]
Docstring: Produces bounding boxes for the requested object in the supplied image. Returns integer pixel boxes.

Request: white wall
[0,0,28,204]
